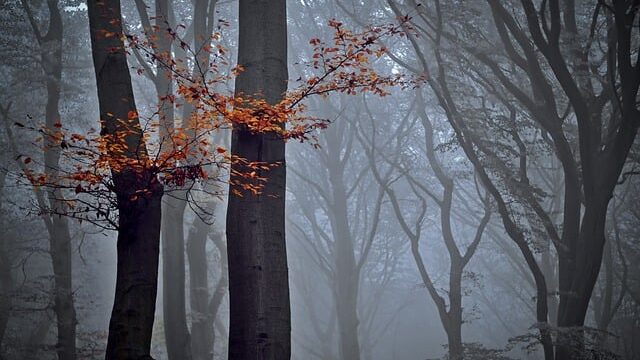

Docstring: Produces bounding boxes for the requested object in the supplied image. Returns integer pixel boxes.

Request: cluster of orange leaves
[18,17,420,223]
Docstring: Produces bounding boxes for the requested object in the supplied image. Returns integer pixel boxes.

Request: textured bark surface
[226,0,290,358]
[87,1,163,358]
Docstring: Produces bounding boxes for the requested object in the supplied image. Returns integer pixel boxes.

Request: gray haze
[0,0,639,359]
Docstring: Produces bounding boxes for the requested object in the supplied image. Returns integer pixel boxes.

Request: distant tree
[18,1,77,358]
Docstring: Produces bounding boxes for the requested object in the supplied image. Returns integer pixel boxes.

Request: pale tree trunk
[226,0,290,358]
[20,1,77,358]
[187,216,215,360]
[87,1,163,358]
[23,312,53,360]
[152,2,192,358]
[134,0,193,357]
[184,2,220,359]
[325,131,361,360]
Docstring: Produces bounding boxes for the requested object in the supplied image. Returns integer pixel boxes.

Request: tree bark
[87,1,163,358]
[226,0,290,358]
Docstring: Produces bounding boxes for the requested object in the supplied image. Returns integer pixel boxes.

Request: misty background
[0,0,639,359]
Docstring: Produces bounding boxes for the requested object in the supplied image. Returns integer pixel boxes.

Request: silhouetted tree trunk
[226,0,290,358]
[20,1,77,358]
[87,1,163,358]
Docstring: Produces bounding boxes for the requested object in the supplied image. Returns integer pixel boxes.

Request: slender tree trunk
[226,0,290,358]
[445,265,464,360]
[21,1,78,358]
[46,73,77,360]
[147,2,193,358]
[87,1,163,358]
[48,218,76,360]
[162,198,192,360]
[187,216,219,360]
[326,153,361,360]
[183,2,217,358]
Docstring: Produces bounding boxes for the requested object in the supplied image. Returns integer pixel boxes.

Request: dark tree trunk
[445,265,464,360]
[226,0,290,359]
[107,182,162,359]
[87,1,163,358]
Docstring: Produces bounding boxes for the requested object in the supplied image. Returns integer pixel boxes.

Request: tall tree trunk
[21,1,78,358]
[46,70,77,360]
[445,264,464,360]
[162,198,192,360]
[87,1,163,358]
[226,0,290,358]
[187,219,215,360]
[326,148,361,360]
[183,2,218,358]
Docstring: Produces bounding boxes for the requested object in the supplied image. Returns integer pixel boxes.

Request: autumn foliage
[14,17,419,228]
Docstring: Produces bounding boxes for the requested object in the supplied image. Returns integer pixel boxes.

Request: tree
[358,89,492,360]
[18,1,77,358]
[87,1,163,357]
[225,0,291,358]
[373,0,639,357]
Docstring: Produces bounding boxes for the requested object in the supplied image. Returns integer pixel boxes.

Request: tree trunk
[446,266,464,360]
[162,197,192,360]
[22,0,78,357]
[333,266,360,360]
[106,185,163,359]
[326,150,361,360]
[145,2,193,358]
[556,196,609,359]
[87,1,163,358]
[187,219,214,360]
[226,0,290,358]
[48,219,76,360]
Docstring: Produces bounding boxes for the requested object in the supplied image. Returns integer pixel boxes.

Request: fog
[0,0,639,359]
